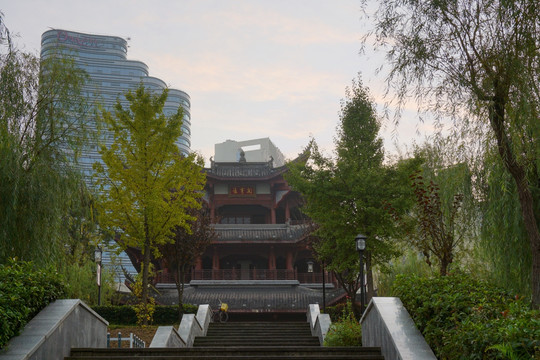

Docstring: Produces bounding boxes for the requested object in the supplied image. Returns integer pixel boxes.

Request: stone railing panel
[178,314,203,347]
[360,297,437,360]
[149,326,185,348]
[196,304,212,336]
[307,304,331,345]
[0,299,108,360]
[314,313,331,345]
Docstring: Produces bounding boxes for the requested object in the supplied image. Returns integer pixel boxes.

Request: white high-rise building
[41,29,192,281]
[40,29,192,183]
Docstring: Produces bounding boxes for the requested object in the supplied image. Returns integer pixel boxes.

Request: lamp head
[94,247,102,263]
[307,260,314,273]
[355,234,367,251]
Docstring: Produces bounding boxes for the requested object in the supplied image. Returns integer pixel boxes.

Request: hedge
[92,304,198,325]
[393,273,539,359]
[0,260,65,349]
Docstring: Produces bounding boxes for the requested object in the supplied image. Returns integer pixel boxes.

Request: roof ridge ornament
[238,149,246,163]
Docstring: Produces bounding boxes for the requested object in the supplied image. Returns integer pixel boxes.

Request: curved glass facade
[41,29,192,280]
[41,29,192,182]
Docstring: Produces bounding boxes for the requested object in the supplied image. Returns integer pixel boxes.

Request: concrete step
[67,321,384,359]
[193,321,319,348]
[192,340,321,347]
[207,323,311,331]
[64,354,384,360]
[68,347,385,359]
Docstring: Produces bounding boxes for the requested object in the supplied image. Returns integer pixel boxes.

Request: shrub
[323,300,362,347]
[0,260,65,348]
[392,273,540,359]
[92,304,197,325]
[154,304,197,324]
[375,251,434,296]
[60,251,116,306]
[324,302,347,322]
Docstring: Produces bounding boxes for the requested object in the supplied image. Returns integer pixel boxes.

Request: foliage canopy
[370,0,540,307]
[94,84,206,322]
[287,77,420,298]
[0,15,95,267]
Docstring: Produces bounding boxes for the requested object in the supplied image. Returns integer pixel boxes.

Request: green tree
[370,0,540,307]
[160,202,216,323]
[476,146,532,296]
[0,14,94,267]
[402,139,476,276]
[286,77,418,300]
[94,84,206,323]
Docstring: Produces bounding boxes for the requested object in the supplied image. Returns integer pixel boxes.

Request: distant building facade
[41,29,192,280]
[214,138,286,166]
[40,29,192,182]
[153,138,336,288]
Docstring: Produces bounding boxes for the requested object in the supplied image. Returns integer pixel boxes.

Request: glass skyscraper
[41,29,192,280]
[40,29,192,182]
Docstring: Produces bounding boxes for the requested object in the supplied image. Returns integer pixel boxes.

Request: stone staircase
[66,321,384,359]
[193,321,320,347]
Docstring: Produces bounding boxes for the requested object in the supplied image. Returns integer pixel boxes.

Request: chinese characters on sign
[57,30,102,48]
[229,186,255,197]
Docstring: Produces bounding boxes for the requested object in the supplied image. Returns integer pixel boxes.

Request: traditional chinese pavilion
[150,139,341,311]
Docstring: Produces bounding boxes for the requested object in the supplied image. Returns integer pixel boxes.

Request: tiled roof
[205,161,283,178]
[156,285,345,312]
[213,224,309,242]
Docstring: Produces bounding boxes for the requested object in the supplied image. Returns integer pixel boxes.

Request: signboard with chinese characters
[57,30,102,48]
[229,185,256,197]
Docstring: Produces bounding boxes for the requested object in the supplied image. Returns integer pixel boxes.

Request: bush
[324,302,347,322]
[60,250,116,306]
[0,260,65,349]
[393,273,540,359]
[375,251,434,296]
[93,304,197,325]
[323,300,362,347]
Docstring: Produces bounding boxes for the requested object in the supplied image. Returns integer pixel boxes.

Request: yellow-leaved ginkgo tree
[93,84,205,323]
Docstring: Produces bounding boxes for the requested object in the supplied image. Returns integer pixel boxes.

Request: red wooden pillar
[286,251,294,279]
[268,246,276,270]
[285,199,290,222]
[271,207,276,224]
[212,247,220,280]
[193,256,202,280]
[268,246,276,280]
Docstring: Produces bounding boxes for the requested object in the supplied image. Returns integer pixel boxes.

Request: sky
[2,0,433,164]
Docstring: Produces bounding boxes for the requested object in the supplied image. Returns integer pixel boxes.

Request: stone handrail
[307,304,331,345]
[360,297,437,360]
[150,304,212,347]
[0,299,108,360]
[149,326,185,347]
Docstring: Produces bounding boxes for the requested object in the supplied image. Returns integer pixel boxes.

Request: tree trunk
[334,271,357,300]
[175,265,185,324]
[141,240,151,325]
[366,251,375,302]
[490,91,540,308]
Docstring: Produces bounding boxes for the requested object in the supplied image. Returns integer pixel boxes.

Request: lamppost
[307,260,314,283]
[94,247,102,306]
[355,234,367,314]
[321,260,326,312]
